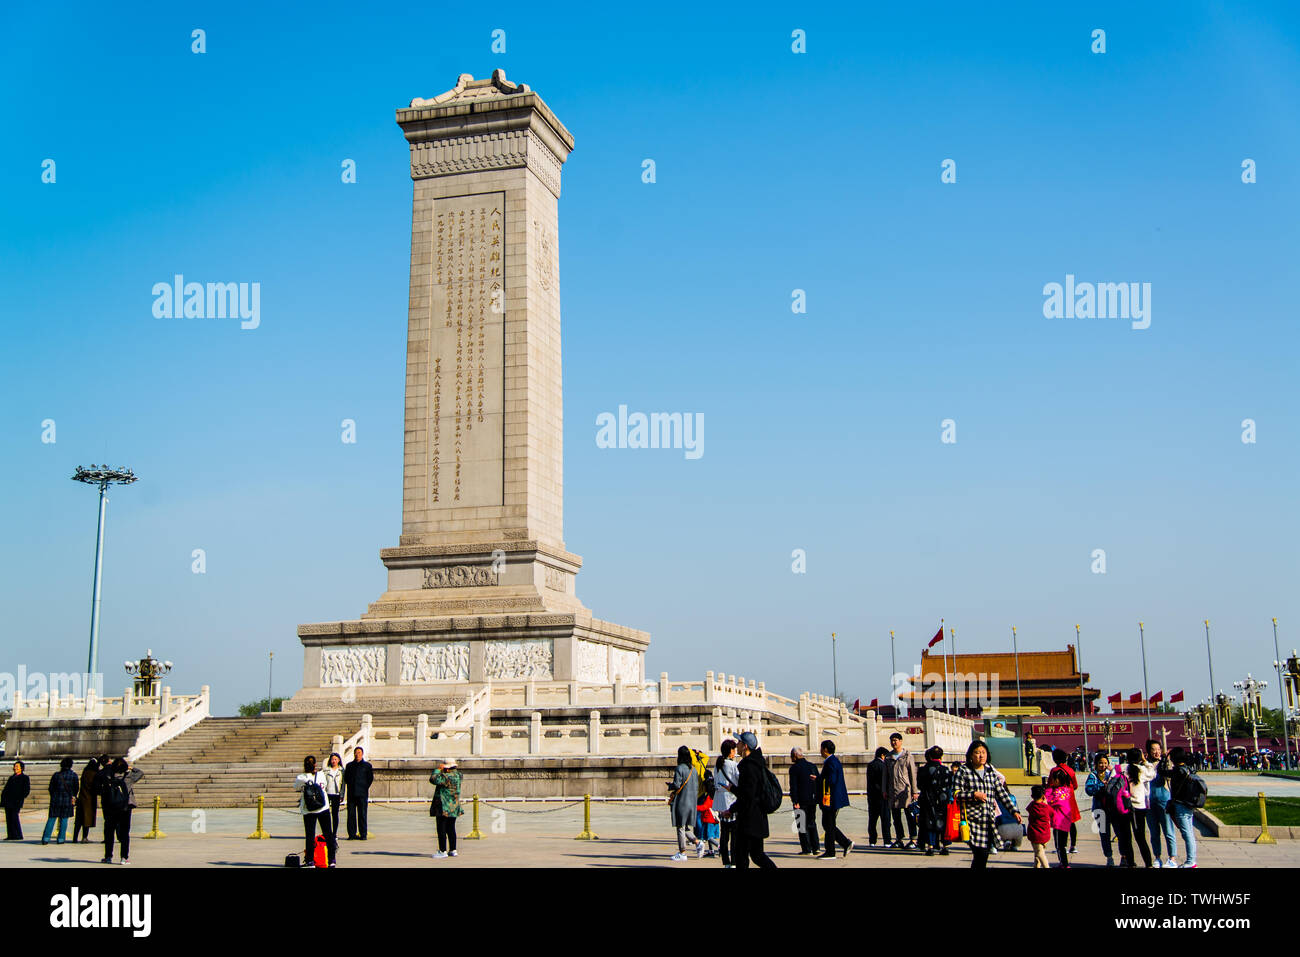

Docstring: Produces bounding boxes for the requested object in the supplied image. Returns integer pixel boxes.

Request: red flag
[1170,690,1184,703]
[928,627,944,648]
[1107,692,1122,703]
[1129,692,1143,704]
[852,698,860,712]
[1149,691,1164,704]
[869,698,879,708]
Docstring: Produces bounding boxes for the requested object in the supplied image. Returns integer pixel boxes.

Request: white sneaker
[1182,862,1198,869]
[1153,858,1163,869]
[1166,859,1179,869]
[696,842,706,859]
[432,851,448,859]
[671,852,687,861]
[845,841,855,856]
[449,850,458,857]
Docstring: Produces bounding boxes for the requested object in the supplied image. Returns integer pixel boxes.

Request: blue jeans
[1168,801,1197,866]
[42,815,70,843]
[1148,790,1177,858]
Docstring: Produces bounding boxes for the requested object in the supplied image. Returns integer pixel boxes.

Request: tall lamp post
[1204,620,1222,767]
[268,651,275,711]
[1233,674,1267,761]
[831,632,838,702]
[1269,618,1293,770]
[72,465,138,688]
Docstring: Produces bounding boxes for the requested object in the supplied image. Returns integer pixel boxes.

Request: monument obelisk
[288,71,649,713]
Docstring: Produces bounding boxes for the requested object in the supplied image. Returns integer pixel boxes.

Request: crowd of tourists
[1,754,144,863]
[663,734,1211,868]
[292,746,376,867]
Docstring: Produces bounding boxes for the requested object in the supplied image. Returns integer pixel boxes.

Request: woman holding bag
[951,740,1021,868]
[429,759,463,859]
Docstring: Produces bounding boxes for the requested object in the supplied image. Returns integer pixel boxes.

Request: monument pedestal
[285,72,647,714]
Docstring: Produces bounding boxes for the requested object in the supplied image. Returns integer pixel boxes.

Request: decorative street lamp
[1102,718,1114,756]
[125,649,172,697]
[72,465,138,687]
[1233,673,1268,760]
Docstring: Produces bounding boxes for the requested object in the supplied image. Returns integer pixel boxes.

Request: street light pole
[1138,621,1153,741]
[831,632,838,702]
[72,466,138,690]
[268,651,274,712]
[1271,618,1292,770]
[1205,620,1222,767]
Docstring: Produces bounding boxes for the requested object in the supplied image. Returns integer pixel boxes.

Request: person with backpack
[788,746,821,855]
[295,755,336,868]
[915,745,952,857]
[713,740,740,868]
[1123,747,1154,867]
[1084,752,1116,866]
[343,746,374,841]
[429,759,463,859]
[951,740,1021,868]
[733,731,778,869]
[1167,747,1204,869]
[816,740,854,859]
[41,757,78,845]
[1,761,30,840]
[97,757,143,864]
[668,745,699,862]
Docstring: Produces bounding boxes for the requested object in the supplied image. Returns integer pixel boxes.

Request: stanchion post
[1255,791,1276,845]
[247,794,271,839]
[141,795,166,839]
[466,793,483,840]
[574,793,598,840]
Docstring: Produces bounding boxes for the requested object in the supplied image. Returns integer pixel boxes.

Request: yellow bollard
[1255,791,1276,845]
[141,795,166,839]
[247,794,271,839]
[466,793,483,839]
[574,793,598,840]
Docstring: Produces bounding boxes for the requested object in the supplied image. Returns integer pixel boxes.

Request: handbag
[944,800,962,842]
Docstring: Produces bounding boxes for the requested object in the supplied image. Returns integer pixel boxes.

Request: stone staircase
[15,713,365,810]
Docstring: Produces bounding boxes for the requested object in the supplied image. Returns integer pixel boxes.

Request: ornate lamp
[125,649,173,697]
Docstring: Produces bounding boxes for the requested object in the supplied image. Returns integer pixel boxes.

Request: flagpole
[1076,624,1089,756]
[1205,619,1222,768]
[1012,626,1022,709]
[1273,618,1292,771]
[889,630,896,687]
[951,627,959,713]
[941,618,948,715]
[1139,621,1153,740]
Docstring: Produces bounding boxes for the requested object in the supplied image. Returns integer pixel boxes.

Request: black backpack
[104,776,130,813]
[1178,770,1208,809]
[760,765,783,814]
[302,775,327,813]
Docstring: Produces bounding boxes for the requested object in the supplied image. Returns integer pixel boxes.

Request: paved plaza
[3,776,1296,869]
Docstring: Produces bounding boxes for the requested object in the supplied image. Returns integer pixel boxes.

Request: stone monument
[286,71,649,713]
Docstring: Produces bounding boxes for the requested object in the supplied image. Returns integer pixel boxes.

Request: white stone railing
[924,708,977,756]
[127,686,211,761]
[12,685,204,720]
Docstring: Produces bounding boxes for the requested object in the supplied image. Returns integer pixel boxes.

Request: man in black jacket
[733,732,776,869]
[865,746,891,847]
[788,747,820,854]
[343,747,374,840]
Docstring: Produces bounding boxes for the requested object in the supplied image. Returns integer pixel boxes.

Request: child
[1027,785,1053,869]
[1046,768,1074,868]
[696,788,719,859]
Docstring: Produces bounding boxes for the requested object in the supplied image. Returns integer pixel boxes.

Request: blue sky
[2,2,1297,715]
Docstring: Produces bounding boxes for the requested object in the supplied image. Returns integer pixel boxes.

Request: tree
[238,697,284,717]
